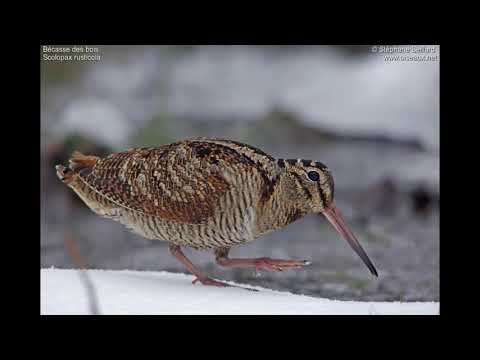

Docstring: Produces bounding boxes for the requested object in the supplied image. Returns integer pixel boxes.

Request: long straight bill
[323,203,378,277]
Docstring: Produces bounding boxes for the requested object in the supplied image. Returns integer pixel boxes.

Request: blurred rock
[364,177,400,218]
[410,185,436,217]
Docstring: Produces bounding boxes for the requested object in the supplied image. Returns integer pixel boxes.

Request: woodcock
[56,138,377,287]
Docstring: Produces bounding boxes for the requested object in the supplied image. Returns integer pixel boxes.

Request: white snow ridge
[41,269,439,315]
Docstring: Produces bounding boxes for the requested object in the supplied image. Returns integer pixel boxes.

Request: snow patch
[167,46,439,150]
[58,98,131,148]
[41,269,439,315]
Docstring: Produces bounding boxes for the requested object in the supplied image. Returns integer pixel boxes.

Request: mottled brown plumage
[56,138,377,287]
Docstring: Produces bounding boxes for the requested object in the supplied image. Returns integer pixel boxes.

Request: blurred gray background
[41,45,439,301]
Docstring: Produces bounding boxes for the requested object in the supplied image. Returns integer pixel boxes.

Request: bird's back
[59,138,283,249]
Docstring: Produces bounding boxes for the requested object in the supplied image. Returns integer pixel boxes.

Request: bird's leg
[168,244,229,287]
[215,248,311,272]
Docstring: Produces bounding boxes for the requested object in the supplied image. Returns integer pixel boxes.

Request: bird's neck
[254,172,309,236]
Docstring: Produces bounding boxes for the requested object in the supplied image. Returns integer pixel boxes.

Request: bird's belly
[109,204,258,250]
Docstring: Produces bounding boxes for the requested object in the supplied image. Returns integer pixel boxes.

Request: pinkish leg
[169,244,229,287]
[215,248,311,272]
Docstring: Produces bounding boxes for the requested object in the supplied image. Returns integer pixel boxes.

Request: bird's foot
[253,257,311,272]
[192,276,230,287]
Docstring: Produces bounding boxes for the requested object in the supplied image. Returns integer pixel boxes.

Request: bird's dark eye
[307,171,320,181]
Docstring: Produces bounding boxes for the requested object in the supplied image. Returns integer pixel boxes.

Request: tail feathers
[55,151,100,185]
[69,151,100,171]
[55,164,75,184]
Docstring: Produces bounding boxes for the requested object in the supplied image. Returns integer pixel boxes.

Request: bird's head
[279,158,378,277]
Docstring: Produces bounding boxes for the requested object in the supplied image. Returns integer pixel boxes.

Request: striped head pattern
[277,158,334,212]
